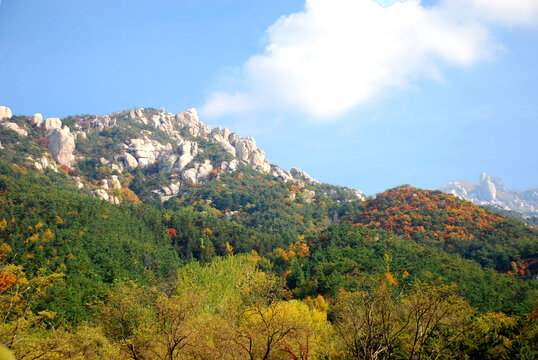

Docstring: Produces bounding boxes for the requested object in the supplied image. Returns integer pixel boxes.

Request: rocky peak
[441,173,538,216]
[0,106,12,120]
[44,118,62,132]
[30,113,43,127]
[175,108,211,138]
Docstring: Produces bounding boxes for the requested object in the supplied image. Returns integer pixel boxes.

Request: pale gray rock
[210,127,236,156]
[290,167,320,185]
[31,113,43,127]
[74,131,87,140]
[272,167,293,182]
[234,138,257,161]
[197,160,214,179]
[154,181,181,201]
[440,173,538,216]
[180,160,214,184]
[93,189,109,202]
[158,152,179,171]
[39,157,50,170]
[123,153,138,168]
[228,133,239,146]
[125,137,168,168]
[232,137,271,173]
[91,115,116,131]
[1,122,28,137]
[99,179,109,189]
[0,106,12,120]
[169,182,180,195]
[175,108,211,138]
[46,127,76,166]
[43,118,62,132]
[181,168,198,184]
[354,190,366,201]
[177,140,198,170]
[220,159,239,172]
[109,175,121,189]
[111,163,123,172]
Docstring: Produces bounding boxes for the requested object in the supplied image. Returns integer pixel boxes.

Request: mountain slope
[348,186,538,274]
[0,105,364,206]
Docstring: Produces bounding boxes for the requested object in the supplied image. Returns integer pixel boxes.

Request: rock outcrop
[124,137,170,168]
[46,127,76,167]
[232,137,271,173]
[31,113,43,127]
[0,106,25,136]
[1,122,28,137]
[93,189,119,204]
[181,160,213,184]
[176,108,210,138]
[272,167,294,182]
[210,127,236,156]
[441,173,538,215]
[0,104,368,204]
[33,156,53,172]
[90,115,117,131]
[43,118,62,132]
[0,106,12,120]
[290,167,320,185]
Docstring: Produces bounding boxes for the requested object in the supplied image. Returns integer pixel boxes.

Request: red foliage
[59,165,77,176]
[36,137,49,148]
[167,228,177,238]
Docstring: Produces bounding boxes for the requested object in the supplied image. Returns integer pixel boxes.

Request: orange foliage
[385,271,398,286]
[0,272,17,290]
[356,186,502,243]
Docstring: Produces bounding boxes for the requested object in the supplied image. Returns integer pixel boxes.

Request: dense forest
[0,108,537,359]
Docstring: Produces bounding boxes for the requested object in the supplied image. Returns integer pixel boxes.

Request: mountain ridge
[441,172,538,216]
[0,104,365,204]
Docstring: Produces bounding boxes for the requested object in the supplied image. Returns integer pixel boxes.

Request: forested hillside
[0,106,537,359]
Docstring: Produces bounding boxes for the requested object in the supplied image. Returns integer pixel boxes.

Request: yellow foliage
[203,228,213,238]
[25,233,40,244]
[43,229,55,241]
[385,271,398,286]
[0,243,11,263]
[225,241,234,256]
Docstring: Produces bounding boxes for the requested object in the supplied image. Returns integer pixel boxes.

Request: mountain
[0,105,364,205]
[1,105,537,359]
[440,172,538,216]
[346,185,538,275]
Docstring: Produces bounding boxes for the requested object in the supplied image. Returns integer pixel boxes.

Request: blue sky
[0,0,537,194]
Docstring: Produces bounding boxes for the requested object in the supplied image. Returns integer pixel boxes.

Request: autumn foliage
[355,186,502,243]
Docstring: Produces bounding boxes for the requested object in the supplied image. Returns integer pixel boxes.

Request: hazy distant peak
[440,173,538,216]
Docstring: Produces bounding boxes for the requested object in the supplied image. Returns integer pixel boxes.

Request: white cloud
[444,0,538,26]
[202,0,537,120]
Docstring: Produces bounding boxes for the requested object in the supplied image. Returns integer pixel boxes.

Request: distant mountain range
[440,173,538,216]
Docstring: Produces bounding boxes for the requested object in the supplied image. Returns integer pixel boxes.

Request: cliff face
[440,172,538,216]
